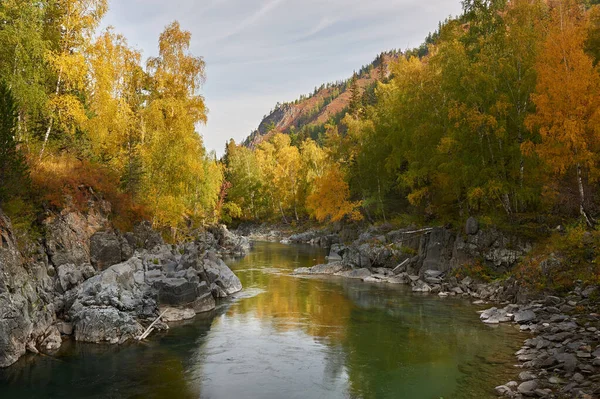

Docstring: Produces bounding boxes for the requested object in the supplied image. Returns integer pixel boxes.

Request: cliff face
[0,210,56,367]
[0,196,250,368]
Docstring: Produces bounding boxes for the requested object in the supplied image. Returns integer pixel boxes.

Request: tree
[141,21,217,228]
[0,83,28,202]
[40,0,108,160]
[525,0,600,226]
[306,167,361,223]
[347,72,361,116]
[0,0,50,143]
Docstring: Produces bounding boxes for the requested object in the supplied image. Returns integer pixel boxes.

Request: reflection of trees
[332,279,522,399]
[228,242,352,341]
[226,241,522,399]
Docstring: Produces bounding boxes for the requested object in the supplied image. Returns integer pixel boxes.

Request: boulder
[161,307,196,323]
[191,293,216,313]
[517,380,538,395]
[57,263,85,292]
[335,268,372,279]
[294,261,348,276]
[154,278,201,305]
[465,217,479,235]
[411,280,432,293]
[73,306,143,344]
[514,309,536,324]
[90,231,122,270]
[202,251,242,295]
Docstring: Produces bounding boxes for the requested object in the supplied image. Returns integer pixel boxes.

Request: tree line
[224,0,600,229]
[0,1,222,235]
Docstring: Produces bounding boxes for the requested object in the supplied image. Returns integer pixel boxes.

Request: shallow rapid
[0,241,523,398]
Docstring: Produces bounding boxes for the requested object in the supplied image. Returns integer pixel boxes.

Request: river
[0,241,523,398]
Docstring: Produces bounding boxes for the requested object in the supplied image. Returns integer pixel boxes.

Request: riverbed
[0,241,523,398]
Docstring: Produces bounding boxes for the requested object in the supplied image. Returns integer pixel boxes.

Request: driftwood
[392,259,410,274]
[138,309,168,341]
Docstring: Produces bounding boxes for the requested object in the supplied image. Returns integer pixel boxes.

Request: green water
[0,241,523,398]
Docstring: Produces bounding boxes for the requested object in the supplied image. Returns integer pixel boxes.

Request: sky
[102,0,463,156]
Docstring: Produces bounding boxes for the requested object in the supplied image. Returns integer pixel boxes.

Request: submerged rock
[294,261,348,275]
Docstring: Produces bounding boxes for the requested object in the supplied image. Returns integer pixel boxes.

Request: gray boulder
[202,251,242,295]
[57,263,85,292]
[90,231,123,270]
[412,280,432,292]
[465,217,479,235]
[514,309,536,324]
[294,261,348,276]
[73,306,143,344]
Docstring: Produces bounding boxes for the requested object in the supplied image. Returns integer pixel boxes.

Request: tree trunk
[577,163,594,228]
[39,68,63,161]
[279,202,288,224]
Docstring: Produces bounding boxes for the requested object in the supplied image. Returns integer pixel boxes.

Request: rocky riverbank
[248,220,599,398]
[0,201,249,368]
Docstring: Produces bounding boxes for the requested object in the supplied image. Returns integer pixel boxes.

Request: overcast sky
[102,0,463,155]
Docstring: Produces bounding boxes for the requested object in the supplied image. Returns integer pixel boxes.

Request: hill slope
[243,52,399,148]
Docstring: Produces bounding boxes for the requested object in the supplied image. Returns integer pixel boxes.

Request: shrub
[515,224,600,292]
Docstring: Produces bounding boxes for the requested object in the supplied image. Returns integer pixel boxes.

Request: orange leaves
[525,0,600,176]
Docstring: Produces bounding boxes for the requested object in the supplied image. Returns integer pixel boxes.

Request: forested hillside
[226,0,600,227]
[0,0,222,238]
[242,51,399,148]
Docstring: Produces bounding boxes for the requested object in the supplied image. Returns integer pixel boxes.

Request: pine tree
[348,72,361,116]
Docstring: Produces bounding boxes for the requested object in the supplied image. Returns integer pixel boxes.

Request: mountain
[242,51,400,148]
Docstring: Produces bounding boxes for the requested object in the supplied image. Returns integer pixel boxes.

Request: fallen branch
[138,309,168,341]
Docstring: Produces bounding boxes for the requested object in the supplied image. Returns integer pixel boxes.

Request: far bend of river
[0,241,524,399]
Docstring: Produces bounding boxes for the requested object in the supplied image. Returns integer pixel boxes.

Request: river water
[0,241,524,399]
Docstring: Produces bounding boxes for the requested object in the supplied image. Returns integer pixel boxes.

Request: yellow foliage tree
[307,167,362,223]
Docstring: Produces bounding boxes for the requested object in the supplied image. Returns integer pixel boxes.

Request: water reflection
[0,241,522,399]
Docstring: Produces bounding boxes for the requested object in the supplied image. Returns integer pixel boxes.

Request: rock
[519,371,537,381]
[411,280,432,293]
[556,353,578,372]
[57,263,85,292]
[133,221,164,250]
[90,231,123,270]
[191,293,216,313]
[495,385,512,396]
[45,209,107,267]
[461,276,473,287]
[465,217,479,235]
[335,268,372,279]
[154,278,202,305]
[56,321,73,336]
[363,276,386,283]
[327,244,344,262]
[202,252,242,295]
[386,273,410,284]
[161,307,196,322]
[40,326,62,353]
[517,380,538,395]
[514,309,536,324]
[73,306,143,344]
[548,376,562,384]
[294,261,348,276]
[0,209,55,367]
